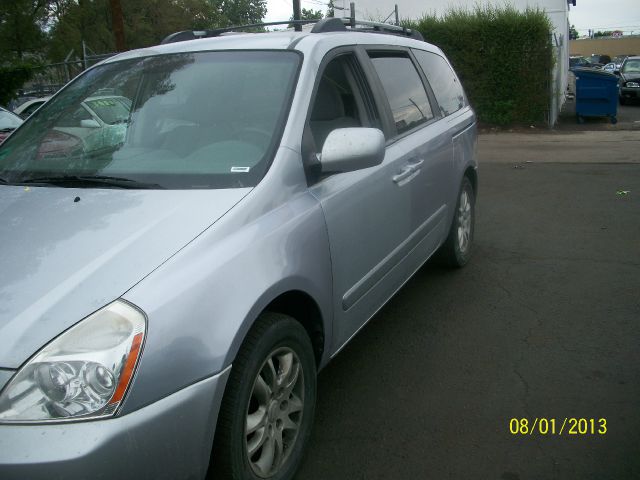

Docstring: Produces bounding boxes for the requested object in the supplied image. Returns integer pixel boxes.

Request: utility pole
[394,4,399,26]
[293,0,302,32]
[109,0,126,51]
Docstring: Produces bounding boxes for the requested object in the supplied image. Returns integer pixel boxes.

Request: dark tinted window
[22,101,46,117]
[369,54,433,134]
[413,49,466,117]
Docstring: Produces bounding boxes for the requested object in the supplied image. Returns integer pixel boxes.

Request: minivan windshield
[0,51,300,189]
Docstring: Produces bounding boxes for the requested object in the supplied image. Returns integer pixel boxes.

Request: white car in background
[13,97,51,119]
[55,95,132,153]
[0,108,23,144]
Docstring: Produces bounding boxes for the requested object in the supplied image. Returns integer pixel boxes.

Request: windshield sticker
[230,167,251,173]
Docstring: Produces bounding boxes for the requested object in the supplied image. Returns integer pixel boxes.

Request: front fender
[121,190,333,414]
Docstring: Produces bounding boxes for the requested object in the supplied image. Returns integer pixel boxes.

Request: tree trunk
[109,0,126,51]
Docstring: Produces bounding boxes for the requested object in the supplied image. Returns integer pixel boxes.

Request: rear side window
[368,53,433,135]
[413,49,466,117]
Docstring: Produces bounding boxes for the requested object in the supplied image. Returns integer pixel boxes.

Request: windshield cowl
[15,175,165,189]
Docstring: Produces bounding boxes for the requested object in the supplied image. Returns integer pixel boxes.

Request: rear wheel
[209,313,316,480]
[435,176,475,268]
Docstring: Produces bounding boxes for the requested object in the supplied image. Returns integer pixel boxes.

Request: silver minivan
[0,19,477,480]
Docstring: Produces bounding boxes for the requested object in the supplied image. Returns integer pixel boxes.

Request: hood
[621,72,640,83]
[0,185,250,368]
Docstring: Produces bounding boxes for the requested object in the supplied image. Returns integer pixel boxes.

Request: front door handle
[407,158,424,169]
[392,158,425,184]
[392,166,415,183]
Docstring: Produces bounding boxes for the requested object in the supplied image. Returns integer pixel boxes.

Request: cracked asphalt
[295,132,640,480]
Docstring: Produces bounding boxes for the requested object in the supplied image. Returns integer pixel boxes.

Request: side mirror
[80,119,101,128]
[320,128,385,173]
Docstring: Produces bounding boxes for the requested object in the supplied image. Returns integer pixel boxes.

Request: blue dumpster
[571,67,619,124]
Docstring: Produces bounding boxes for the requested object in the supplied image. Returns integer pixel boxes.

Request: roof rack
[161,20,315,44]
[160,17,424,45]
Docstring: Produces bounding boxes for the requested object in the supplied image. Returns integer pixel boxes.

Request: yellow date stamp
[509,418,607,436]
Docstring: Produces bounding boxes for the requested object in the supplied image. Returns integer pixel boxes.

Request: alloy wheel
[457,188,472,254]
[245,347,305,478]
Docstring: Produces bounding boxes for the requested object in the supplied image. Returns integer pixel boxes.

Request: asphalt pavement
[294,131,640,480]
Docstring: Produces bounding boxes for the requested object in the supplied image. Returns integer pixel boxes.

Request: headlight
[626,82,640,88]
[0,300,145,422]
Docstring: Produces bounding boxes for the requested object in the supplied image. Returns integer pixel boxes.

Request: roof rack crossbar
[161,17,424,45]
[339,18,424,41]
[161,20,320,44]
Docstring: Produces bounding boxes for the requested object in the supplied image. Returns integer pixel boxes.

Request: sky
[265,0,640,36]
[567,0,640,36]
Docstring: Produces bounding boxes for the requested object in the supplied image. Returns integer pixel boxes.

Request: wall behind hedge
[407,6,553,125]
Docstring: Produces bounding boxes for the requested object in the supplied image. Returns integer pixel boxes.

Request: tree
[47,0,113,62]
[289,7,323,28]
[569,24,578,40]
[47,0,270,61]
[327,0,335,18]
[0,63,35,106]
[219,0,267,26]
[0,0,48,59]
[593,30,613,38]
[0,0,47,106]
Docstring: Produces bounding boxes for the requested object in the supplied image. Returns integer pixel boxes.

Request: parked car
[570,55,593,68]
[617,56,640,104]
[0,18,477,480]
[0,108,23,144]
[589,54,612,68]
[54,95,131,153]
[612,54,633,69]
[12,96,51,119]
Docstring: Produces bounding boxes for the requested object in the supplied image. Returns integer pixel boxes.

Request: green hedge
[0,62,36,107]
[407,6,553,125]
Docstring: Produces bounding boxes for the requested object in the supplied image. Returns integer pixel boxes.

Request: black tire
[619,96,627,106]
[208,312,317,480]
[434,176,475,268]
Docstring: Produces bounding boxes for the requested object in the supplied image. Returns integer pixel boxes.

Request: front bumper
[0,367,230,480]
[620,86,639,99]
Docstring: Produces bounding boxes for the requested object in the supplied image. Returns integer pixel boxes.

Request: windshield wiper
[0,128,16,133]
[21,175,164,189]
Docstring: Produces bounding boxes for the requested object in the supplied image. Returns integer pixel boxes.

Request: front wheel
[209,313,317,480]
[435,176,475,268]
